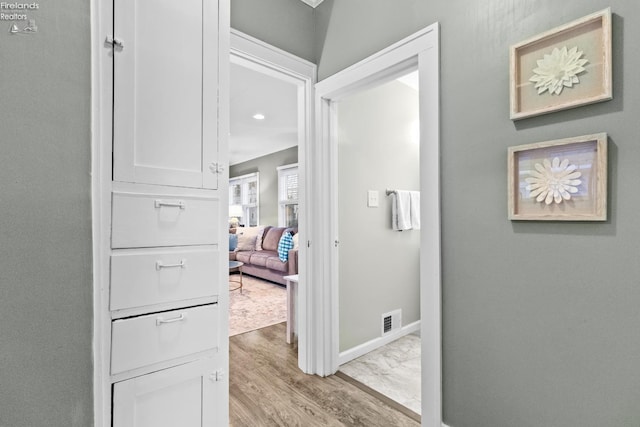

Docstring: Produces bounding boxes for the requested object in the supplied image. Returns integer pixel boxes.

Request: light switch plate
[367,190,379,207]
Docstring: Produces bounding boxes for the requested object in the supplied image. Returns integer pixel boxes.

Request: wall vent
[381,309,402,336]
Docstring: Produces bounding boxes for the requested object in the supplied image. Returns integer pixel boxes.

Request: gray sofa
[229,226,298,286]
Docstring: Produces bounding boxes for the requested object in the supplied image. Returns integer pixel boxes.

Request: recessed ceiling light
[253,113,265,120]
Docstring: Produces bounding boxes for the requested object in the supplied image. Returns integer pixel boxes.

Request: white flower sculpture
[526,157,582,205]
[529,46,588,95]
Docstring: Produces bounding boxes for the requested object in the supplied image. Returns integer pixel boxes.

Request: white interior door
[113,0,219,189]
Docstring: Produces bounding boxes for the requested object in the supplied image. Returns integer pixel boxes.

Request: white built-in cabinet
[102,0,229,425]
[113,358,223,427]
[112,0,221,189]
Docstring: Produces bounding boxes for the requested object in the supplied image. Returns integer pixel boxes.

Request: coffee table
[229,261,244,293]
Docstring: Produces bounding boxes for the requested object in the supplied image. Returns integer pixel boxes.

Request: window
[228,172,259,227]
[277,163,298,228]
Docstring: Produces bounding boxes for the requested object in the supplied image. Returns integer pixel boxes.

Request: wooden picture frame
[508,133,607,221]
[510,8,612,120]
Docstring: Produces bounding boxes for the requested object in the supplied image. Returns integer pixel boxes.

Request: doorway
[229,30,316,372]
[335,70,422,416]
[312,24,442,426]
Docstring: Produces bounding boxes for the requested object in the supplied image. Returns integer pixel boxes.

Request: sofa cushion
[235,251,253,264]
[262,227,286,251]
[266,257,288,273]
[248,251,274,268]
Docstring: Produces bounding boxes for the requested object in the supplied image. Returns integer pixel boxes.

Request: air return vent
[381,309,402,336]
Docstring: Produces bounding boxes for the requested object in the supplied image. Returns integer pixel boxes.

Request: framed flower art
[508,133,607,221]
[510,8,612,120]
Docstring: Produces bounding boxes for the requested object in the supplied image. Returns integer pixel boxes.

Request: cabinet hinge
[208,162,225,175]
[105,35,124,50]
[209,370,225,382]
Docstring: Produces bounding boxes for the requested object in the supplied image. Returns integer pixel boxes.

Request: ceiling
[230,64,418,167]
[228,0,325,167]
[229,62,298,165]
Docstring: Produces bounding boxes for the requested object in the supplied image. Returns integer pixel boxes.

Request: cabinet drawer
[112,192,219,249]
[111,305,218,375]
[110,247,219,312]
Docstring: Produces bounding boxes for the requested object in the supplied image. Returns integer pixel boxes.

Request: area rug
[229,274,287,336]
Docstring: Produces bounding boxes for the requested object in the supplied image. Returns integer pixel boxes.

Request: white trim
[442,424,451,427]
[276,162,299,171]
[277,163,299,227]
[315,25,437,98]
[230,30,316,374]
[217,3,231,425]
[229,172,260,226]
[91,0,113,425]
[338,321,421,366]
[298,0,325,8]
[231,29,316,76]
[313,23,442,427]
[230,171,260,180]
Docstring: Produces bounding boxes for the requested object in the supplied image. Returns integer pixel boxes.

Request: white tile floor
[339,334,421,414]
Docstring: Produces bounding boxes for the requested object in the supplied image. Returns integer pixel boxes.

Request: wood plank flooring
[230,322,420,427]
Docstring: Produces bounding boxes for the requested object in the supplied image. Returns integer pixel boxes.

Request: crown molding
[299,0,325,8]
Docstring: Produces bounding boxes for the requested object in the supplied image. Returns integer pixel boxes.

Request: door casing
[230,29,317,373]
[312,23,442,427]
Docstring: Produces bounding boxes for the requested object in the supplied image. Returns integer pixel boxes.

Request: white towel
[392,191,412,231]
[409,191,420,230]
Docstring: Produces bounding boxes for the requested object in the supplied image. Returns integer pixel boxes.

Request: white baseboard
[338,320,421,366]
[442,424,451,427]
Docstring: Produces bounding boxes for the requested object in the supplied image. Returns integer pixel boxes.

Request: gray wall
[231,0,315,63]
[315,0,437,80]
[337,80,420,351]
[316,1,640,426]
[230,147,298,227]
[0,1,94,426]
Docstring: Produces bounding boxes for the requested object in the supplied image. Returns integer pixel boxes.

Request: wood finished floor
[230,322,420,427]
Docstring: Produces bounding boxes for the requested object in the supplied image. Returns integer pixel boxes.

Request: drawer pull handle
[156,314,186,326]
[155,259,187,270]
[154,200,186,209]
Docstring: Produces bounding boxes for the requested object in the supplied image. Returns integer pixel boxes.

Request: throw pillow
[229,233,238,251]
[236,233,257,251]
[255,226,267,251]
[233,226,260,251]
[292,232,299,250]
[277,231,294,262]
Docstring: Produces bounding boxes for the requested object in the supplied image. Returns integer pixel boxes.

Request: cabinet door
[113,359,223,427]
[113,0,219,189]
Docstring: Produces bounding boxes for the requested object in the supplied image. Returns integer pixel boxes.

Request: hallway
[229,323,419,426]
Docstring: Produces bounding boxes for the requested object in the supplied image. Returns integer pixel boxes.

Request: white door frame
[312,24,442,426]
[230,29,317,373]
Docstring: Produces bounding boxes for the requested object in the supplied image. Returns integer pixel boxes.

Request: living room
[228,55,301,336]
